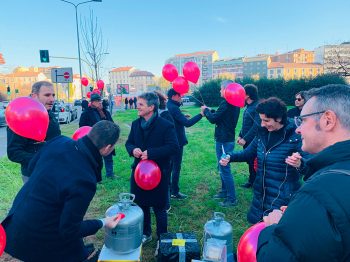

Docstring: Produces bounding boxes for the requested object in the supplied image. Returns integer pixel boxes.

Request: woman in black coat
[125,92,179,244]
[220,98,306,224]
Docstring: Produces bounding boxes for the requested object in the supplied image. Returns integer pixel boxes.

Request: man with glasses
[257,84,350,261]
[287,91,305,118]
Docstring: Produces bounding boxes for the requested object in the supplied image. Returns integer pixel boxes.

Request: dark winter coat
[2,135,103,262]
[125,114,179,207]
[7,111,61,177]
[81,99,89,111]
[257,139,350,262]
[204,100,240,143]
[229,122,304,224]
[79,106,113,127]
[239,100,260,145]
[287,106,302,118]
[167,99,202,146]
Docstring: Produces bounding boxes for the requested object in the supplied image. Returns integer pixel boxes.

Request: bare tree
[80,9,108,83]
[324,44,350,77]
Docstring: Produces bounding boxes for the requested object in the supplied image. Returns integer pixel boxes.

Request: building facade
[315,42,350,77]
[271,49,315,64]
[243,55,271,79]
[165,51,219,87]
[268,62,323,80]
[129,70,155,95]
[109,66,136,94]
[212,57,244,80]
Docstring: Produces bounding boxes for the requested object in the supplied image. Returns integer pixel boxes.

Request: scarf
[91,104,106,120]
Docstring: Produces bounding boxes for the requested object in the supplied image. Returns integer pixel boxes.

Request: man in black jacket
[7,81,61,184]
[79,93,116,179]
[238,84,260,188]
[2,120,121,262]
[125,92,179,247]
[257,84,350,261]
[167,88,203,199]
[201,80,240,207]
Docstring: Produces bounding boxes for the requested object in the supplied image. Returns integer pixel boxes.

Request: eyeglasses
[294,111,325,127]
[295,98,303,101]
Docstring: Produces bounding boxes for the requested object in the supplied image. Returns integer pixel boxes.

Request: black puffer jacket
[7,111,61,177]
[204,100,240,143]
[229,121,304,223]
[239,100,260,145]
[257,139,350,262]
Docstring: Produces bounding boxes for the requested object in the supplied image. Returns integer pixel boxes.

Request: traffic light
[7,86,10,93]
[39,50,50,63]
[90,86,93,92]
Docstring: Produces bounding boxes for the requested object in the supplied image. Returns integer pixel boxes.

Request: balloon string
[188,94,205,105]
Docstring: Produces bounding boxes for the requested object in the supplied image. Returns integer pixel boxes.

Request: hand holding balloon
[104,213,125,229]
[141,150,148,160]
[285,152,302,168]
[133,148,142,158]
[263,209,283,226]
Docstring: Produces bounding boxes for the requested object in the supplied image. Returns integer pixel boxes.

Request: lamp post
[60,0,102,98]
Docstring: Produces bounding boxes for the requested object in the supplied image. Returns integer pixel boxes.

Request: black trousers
[140,205,167,239]
[171,146,184,194]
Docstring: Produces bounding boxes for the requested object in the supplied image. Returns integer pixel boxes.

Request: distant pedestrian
[129,97,134,109]
[125,97,128,110]
[133,96,137,108]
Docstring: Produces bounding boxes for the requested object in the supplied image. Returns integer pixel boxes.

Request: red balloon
[172,76,190,94]
[224,83,246,108]
[162,64,178,82]
[0,224,6,257]
[92,89,101,95]
[97,80,105,90]
[237,222,266,262]
[86,91,92,99]
[134,160,161,190]
[72,126,92,140]
[183,61,200,84]
[5,97,49,142]
[81,77,89,87]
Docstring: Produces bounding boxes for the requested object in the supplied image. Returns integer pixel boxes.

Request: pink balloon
[162,64,178,82]
[183,61,200,84]
[237,222,266,262]
[224,83,246,108]
[5,97,49,142]
[0,224,6,257]
[86,91,91,98]
[97,80,105,90]
[134,160,161,190]
[172,76,190,94]
[81,77,89,87]
[72,126,92,140]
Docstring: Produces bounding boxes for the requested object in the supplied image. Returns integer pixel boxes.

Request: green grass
[0,106,253,261]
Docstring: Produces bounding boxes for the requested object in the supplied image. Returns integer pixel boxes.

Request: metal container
[104,193,144,254]
[204,212,234,262]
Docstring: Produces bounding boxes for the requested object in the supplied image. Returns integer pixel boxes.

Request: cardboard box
[98,244,142,262]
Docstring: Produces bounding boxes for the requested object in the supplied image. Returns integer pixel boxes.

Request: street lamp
[60,0,102,98]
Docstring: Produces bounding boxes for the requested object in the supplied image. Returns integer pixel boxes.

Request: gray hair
[138,92,159,112]
[220,80,234,89]
[305,84,350,130]
[31,81,53,94]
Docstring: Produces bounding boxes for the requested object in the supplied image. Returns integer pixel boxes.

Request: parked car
[0,108,6,127]
[74,99,82,106]
[58,104,76,123]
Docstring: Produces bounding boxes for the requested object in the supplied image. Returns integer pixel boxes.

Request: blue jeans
[215,141,236,202]
[103,153,114,177]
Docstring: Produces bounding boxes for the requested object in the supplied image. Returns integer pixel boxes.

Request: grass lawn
[0,106,253,261]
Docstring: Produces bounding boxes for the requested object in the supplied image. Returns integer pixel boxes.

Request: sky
[1,0,350,80]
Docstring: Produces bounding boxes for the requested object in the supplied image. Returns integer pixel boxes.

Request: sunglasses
[295,98,303,101]
[294,111,325,127]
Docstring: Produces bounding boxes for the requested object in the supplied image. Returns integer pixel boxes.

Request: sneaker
[241,182,252,189]
[154,240,160,257]
[142,234,152,245]
[213,191,227,199]
[171,192,187,199]
[219,199,238,208]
